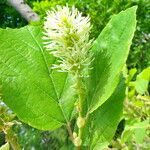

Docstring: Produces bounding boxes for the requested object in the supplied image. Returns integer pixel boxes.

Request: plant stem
[75,74,85,149]
[76,74,84,117]
[66,123,82,150]
[66,73,85,150]
[66,122,74,143]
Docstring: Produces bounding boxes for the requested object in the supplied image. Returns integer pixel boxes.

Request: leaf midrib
[26,27,70,124]
[89,18,130,112]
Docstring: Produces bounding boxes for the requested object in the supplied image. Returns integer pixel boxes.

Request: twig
[7,0,40,22]
[66,122,74,143]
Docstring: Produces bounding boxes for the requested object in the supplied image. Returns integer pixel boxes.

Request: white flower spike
[43,5,93,76]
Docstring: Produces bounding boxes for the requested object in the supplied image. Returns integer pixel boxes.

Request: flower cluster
[43,5,93,76]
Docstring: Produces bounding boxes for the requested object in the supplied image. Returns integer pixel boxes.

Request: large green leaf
[135,67,150,95]
[0,26,76,130]
[83,78,126,149]
[87,6,137,113]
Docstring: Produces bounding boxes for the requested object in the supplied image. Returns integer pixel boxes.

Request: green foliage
[87,6,137,113]
[135,67,150,95]
[82,79,126,149]
[110,66,150,149]
[33,0,66,18]
[0,132,5,146]
[14,124,68,150]
[0,0,149,149]
[121,120,149,144]
[0,103,16,132]
[32,0,150,71]
[125,67,150,113]
[0,6,137,149]
[0,0,149,71]
[0,103,21,150]
[0,26,76,130]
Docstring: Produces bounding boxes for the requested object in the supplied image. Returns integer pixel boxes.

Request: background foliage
[0,0,149,71]
[0,0,149,149]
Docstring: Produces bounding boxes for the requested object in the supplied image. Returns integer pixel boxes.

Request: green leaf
[83,78,126,149]
[87,6,137,113]
[128,68,137,82]
[93,142,109,150]
[135,67,150,94]
[121,120,149,144]
[0,143,9,150]
[0,26,76,130]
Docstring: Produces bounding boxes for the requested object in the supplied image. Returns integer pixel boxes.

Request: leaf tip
[127,5,138,14]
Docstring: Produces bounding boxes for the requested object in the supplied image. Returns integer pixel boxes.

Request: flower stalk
[43,5,93,149]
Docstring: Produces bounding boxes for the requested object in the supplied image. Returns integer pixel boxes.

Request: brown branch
[7,0,40,22]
